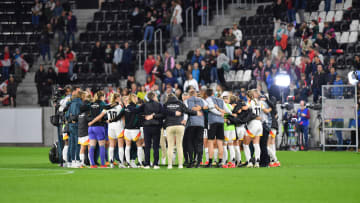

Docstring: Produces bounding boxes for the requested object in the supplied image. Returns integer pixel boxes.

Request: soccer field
[0,147,359,203]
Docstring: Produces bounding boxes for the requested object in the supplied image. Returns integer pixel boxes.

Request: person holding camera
[297,100,310,150]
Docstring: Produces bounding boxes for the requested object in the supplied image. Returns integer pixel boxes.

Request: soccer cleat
[153,165,160,170]
[204,161,209,165]
[90,165,98,168]
[274,161,281,167]
[100,165,108,168]
[144,165,151,169]
[222,164,229,168]
[118,163,126,168]
[212,162,217,166]
[161,158,166,165]
[217,163,224,168]
[105,162,110,166]
[167,165,173,169]
[187,163,194,168]
[238,161,247,168]
[229,162,236,168]
[109,163,114,168]
[205,162,212,168]
[200,162,204,165]
[129,161,138,168]
[113,161,118,166]
[246,162,254,168]
[178,165,183,169]
[254,162,260,168]
[80,165,86,169]
[227,162,233,166]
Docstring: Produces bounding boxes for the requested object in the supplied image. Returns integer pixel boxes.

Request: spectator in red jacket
[144,55,156,75]
[56,56,70,85]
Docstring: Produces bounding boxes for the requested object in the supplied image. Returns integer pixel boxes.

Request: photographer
[296,100,310,150]
[259,95,272,167]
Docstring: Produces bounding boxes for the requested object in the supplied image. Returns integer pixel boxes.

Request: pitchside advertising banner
[0,108,42,143]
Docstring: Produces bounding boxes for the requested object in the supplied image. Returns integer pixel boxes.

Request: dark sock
[219,159,222,164]
[209,158,213,164]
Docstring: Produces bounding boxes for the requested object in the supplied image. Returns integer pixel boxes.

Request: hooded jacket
[163,96,197,128]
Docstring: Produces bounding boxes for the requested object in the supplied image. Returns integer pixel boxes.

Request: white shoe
[254,162,260,168]
[178,165,183,169]
[246,162,254,168]
[167,165,173,169]
[118,163,126,168]
[144,166,151,169]
[129,161,138,168]
[110,163,114,168]
[153,165,160,169]
[161,158,166,165]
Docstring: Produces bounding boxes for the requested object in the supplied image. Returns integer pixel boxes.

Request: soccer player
[87,91,109,168]
[268,97,280,167]
[243,89,263,168]
[222,92,236,168]
[78,91,91,168]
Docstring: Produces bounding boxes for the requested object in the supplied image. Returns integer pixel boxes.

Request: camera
[52,86,65,104]
[306,103,322,110]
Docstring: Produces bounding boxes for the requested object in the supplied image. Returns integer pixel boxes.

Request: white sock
[243,144,251,162]
[137,147,143,164]
[205,148,209,162]
[63,145,68,163]
[80,153,85,165]
[108,147,114,163]
[254,144,260,162]
[229,145,235,162]
[272,144,278,162]
[214,149,218,162]
[118,147,124,164]
[125,146,131,164]
[223,146,228,164]
[172,148,176,164]
[235,145,241,163]
[267,146,274,162]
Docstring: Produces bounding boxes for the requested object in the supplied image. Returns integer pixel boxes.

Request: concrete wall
[43,107,58,147]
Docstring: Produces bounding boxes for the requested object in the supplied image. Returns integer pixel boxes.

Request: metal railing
[154,28,163,57]
[138,40,147,70]
[216,0,225,18]
[185,7,194,39]
[200,0,209,26]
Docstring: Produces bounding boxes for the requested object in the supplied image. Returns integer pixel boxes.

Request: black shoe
[238,161,248,168]
[187,163,194,168]
[183,160,189,166]
[195,162,201,168]
[205,162,212,168]
[216,163,223,168]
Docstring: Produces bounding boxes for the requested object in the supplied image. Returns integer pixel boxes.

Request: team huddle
[58,85,280,169]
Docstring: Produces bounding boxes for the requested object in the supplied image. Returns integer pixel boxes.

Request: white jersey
[249,99,262,117]
[105,104,124,129]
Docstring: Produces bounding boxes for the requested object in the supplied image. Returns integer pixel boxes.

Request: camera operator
[296,100,310,150]
[259,95,272,167]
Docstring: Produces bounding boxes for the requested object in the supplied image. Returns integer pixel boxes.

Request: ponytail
[110,93,120,105]
[93,91,105,102]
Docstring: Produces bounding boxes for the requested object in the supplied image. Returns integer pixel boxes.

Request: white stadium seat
[349,32,358,43]
[319,22,324,33]
[303,12,310,22]
[318,11,327,22]
[339,32,349,44]
[344,0,352,10]
[334,10,343,22]
[235,70,243,82]
[350,20,359,31]
[319,1,325,11]
[310,12,318,21]
[326,11,335,22]
[335,32,341,42]
[242,70,252,82]
[335,3,343,10]
[228,70,236,82]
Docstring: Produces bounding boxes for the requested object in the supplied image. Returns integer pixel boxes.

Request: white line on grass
[0,168,75,178]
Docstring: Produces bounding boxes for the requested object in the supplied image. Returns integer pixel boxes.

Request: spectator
[252,50,263,70]
[0,46,11,80]
[294,0,306,23]
[39,27,51,63]
[122,42,133,77]
[163,70,178,90]
[192,62,200,82]
[323,22,334,37]
[0,86,9,106]
[35,65,47,104]
[200,60,211,85]
[7,75,17,107]
[244,40,254,69]
[144,11,156,43]
[286,23,296,57]
[91,41,105,73]
[297,100,310,150]
[44,0,56,23]
[144,55,156,75]
[31,0,43,27]
[145,75,156,91]
[65,47,75,79]
[55,11,66,45]
[232,23,243,49]
[312,64,326,103]
[310,20,319,41]
[164,51,175,72]
[216,50,229,85]
[56,56,70,85]
[54,45,65,63]
[208,40,218,52]
[224,28,236,61]
[199,44,206,57]
[326,32,339,56]
[170,18,183,58]
[298,74,309,102]
[130,7,144,41]
[353,55,360,71]
[286,0,296,24]
[104,44,113,75]
[191,49,204,65]
[183,72,199,92]
[47,67,57,84]
[326,62,337,84]
[173,63,186,87]
[325,0,331,12]
[152,60,163,80]
[300,37,312,55]
[66,11,77,46]
[113,43,123,75]
[267,67,281,101]
[126,75,135,89]
[53,0,63,18]
[314,33,328,54]
[171,0,183,25]
[239,87,247,102]
[137,86,147,100]
[273,0,286,37]
[253,61,266,83]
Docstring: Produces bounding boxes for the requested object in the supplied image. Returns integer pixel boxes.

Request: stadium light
[275,72,291,87]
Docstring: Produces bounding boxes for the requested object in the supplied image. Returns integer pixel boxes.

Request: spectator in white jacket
[183,72,199,92]
[113,43,123,74]
[232,23,243,49]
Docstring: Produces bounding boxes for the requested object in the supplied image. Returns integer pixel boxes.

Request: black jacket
[313,71,327,89]
[113,102,140,129]
[228,100,257,125]
[35,69,47,85]
[163,96,197,128]
[78,104,90,138]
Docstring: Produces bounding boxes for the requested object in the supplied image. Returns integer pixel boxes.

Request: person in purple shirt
[162,70,178,90]
[297,100,310,149]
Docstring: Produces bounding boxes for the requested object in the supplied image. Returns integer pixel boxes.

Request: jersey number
[109,111,117,120]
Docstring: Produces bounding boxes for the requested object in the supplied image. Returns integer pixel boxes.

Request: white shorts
[108,126,124,140]
[224,130,236,142]
[270,128,277,138]
[140,127,144,139]
[246,120,263,137]
[124,129,141,141]
[78,136,89,146]
[236,125,246,141]
[203,129,208,139]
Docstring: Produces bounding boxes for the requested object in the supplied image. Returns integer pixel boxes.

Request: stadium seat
[351,11,360,20]
[326,11,335,22]
[339,32,349,44]
[242,70,252,82]
[304,12,310,22]
[310,12,318,21]
[319,22,324,32]
[344,0,352,10]
[335,32,341,42]
[318,11,326,22]
[318,1,325,11]
[350,20,359,31]
[235,70,243,82]
[334,10,343,22]
[348,32,358,43]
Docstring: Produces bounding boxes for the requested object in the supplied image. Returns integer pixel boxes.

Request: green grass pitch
[0,147,359,203]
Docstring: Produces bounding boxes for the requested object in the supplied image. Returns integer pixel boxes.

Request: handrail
[200,0,209,26]
[185,7,194,39]
[154,28,163,57]
[207,0,209,26]
[138,40,146,70]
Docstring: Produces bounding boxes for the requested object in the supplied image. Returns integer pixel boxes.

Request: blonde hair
[128,93,138,104]
[109,93,120,105]
[79,91,87,101]
[93,91,105,102]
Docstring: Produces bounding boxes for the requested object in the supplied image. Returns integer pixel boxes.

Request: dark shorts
[208,123,224,140]
[88,126,106,141]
